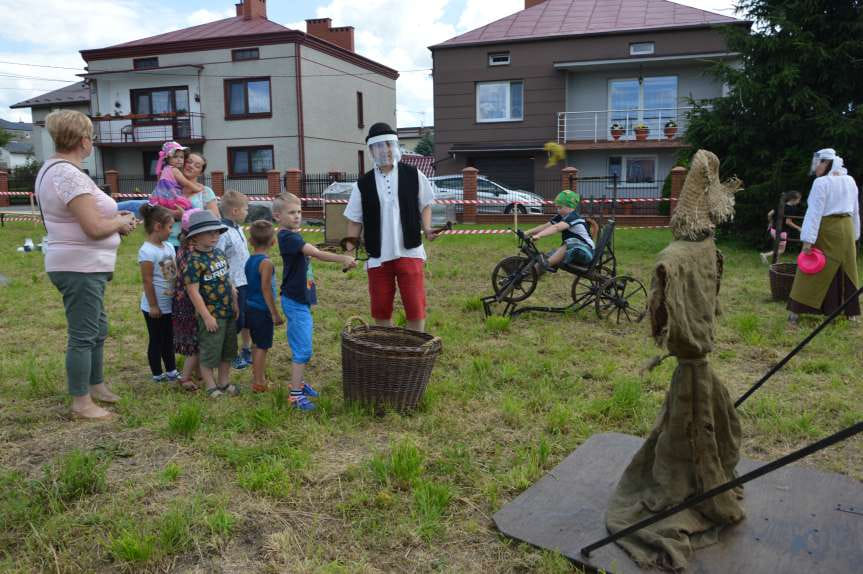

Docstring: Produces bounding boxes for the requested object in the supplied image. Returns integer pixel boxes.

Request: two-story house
[13,0,397,188]
[430,0,749,202]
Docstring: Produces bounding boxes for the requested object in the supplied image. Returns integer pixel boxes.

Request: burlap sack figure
[605,150,744,571]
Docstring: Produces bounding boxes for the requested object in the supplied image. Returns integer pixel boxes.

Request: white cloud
[185,8,237,27]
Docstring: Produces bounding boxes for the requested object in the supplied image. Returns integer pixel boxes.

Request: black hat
[366,122,397,143]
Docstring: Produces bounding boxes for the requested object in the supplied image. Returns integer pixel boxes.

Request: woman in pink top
[36,110,137,420]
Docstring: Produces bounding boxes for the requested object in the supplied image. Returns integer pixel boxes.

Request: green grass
[0,222,860,572]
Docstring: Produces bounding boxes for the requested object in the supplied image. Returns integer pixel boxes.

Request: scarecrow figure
[605,150,744,571]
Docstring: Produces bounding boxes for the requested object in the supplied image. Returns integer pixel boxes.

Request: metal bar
[735,283,863,408]
[581,421,863,558]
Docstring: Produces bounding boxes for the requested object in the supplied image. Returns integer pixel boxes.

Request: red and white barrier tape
[2,190,672,206]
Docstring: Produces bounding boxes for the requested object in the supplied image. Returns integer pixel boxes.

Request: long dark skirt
[788,269,861,317]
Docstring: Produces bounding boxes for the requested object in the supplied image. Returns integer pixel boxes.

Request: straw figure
[605,150,744,570]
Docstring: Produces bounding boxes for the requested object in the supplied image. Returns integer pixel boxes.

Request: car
[430,175,544,214]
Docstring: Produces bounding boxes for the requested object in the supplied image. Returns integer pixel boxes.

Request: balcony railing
[91,112,205,145]
[557,107,706,144]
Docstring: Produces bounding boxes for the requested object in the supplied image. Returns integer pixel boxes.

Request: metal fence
[225,176,270,197]
[302,172,359,209]
[536,175,663,217]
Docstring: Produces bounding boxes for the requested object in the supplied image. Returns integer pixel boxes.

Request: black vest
[356,163,421,258]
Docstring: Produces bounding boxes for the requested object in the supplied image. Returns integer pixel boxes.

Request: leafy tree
[414,131,434,156]
[684,0,863,243]
[0,129,11,149]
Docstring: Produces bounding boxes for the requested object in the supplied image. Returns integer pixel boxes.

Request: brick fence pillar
[267,170,281,198]
[561,166,577,194]
[105,170,119,197]
[462,167,478,224]
[210,170,225,198]
[285,169,302,198]
[0,171,8,207]
[670,166,687,215]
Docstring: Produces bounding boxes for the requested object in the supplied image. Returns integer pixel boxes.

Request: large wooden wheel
[595,275,648,324]
[491,256,538,303]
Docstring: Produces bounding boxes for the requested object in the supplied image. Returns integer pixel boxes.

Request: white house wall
[299,45,396,174]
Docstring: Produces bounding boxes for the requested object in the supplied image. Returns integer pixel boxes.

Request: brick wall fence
[0,165,687,227]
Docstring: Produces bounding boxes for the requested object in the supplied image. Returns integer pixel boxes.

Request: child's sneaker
[301,382,319,398]
[289,393,316,411]
[152,373,166,383]
[232,355,249,370]
[241,348,253,365]
[165,370,180,381]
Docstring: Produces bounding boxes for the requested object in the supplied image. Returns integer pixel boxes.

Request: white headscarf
[367,133,402,169]
[810,148,847,176]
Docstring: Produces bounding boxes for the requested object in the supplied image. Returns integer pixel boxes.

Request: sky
[0,0,738,127]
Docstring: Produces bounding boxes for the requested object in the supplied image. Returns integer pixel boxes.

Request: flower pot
[634,128,649,141]
[610,128,624,141]
[664,126,678,139]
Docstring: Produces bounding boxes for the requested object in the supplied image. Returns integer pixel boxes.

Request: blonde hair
[272,192,301,216]
[45,110,93,153]
[221,189,248,212]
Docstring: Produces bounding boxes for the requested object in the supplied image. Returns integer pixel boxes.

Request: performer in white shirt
[344,122,438,332]
[788,148,860,324]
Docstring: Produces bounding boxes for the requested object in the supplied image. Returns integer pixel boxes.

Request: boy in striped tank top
[243,220,284,393]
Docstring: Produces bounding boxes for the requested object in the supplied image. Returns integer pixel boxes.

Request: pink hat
[181,208,203,232]
[797,247,826,275]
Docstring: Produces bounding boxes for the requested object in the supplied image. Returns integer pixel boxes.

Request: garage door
[470,156,534,192]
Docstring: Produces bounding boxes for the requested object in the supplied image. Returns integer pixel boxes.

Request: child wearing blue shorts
[243,220,284,393]
[273,193,356,411]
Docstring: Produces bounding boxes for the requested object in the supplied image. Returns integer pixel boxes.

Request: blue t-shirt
[278,229,317,305]
[245,253,278,312]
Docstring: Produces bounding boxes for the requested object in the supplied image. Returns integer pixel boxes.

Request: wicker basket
[341,317,442,413]
[769,262,797,301]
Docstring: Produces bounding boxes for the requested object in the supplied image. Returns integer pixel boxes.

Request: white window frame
[476,80,524,123]
[630,42,655,56]
[607,76,677,139]
[607,155,659,187]
[488,52,511,66]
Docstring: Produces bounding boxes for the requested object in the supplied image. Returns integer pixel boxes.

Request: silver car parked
[430,175,544,214]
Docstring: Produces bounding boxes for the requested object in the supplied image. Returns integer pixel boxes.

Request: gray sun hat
[185,210,227,238]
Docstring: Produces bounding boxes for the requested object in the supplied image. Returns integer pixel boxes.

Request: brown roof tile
[432,0,741,48]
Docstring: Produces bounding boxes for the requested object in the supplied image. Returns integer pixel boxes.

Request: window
[228,146,274,177]
[488,52,511,66]
[142,151,159,178]
[629,42,655,56]
[131,86,189,121]
[133,57,159,70]
[608,76,677,137]
[476,80,523,122]
[356,91,364,129]
[232,48,260,61]
[608,156,657,184]
[357,150,365,173]
[224,78,272,119]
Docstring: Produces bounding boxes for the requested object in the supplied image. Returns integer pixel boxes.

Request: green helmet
[554,190,581,209]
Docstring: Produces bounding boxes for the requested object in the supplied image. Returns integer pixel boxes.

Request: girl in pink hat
[149,141,202,212]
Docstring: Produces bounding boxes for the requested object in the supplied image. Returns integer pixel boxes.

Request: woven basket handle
[345,316,368,332]
[420,336,441,353]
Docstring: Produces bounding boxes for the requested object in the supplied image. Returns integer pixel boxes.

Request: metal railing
[556,107,706,144]
[91,112,205,144]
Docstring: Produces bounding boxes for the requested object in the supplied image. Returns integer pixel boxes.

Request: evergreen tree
[684,0,863,243]
[0,129,11,149]
[414,131,434,156]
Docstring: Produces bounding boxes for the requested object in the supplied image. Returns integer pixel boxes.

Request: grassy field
[0,221,860,573]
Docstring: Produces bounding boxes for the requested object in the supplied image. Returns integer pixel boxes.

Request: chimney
[525,0,546,8]
[305,18,356,52]
[235,0,267,20]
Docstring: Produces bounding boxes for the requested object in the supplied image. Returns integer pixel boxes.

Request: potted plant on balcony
[664,119,678,139]
[610,122,625,140]
[634,122,650,141]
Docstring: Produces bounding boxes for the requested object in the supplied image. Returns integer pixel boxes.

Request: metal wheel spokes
[492,256,538,303]
[570,274,603,312]
[595,275,648,324]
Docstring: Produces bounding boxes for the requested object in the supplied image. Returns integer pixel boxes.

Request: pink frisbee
[797,248,826,275]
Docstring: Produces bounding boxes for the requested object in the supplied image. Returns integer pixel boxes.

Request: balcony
[91,112,205,146]
[556,107,704,150]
